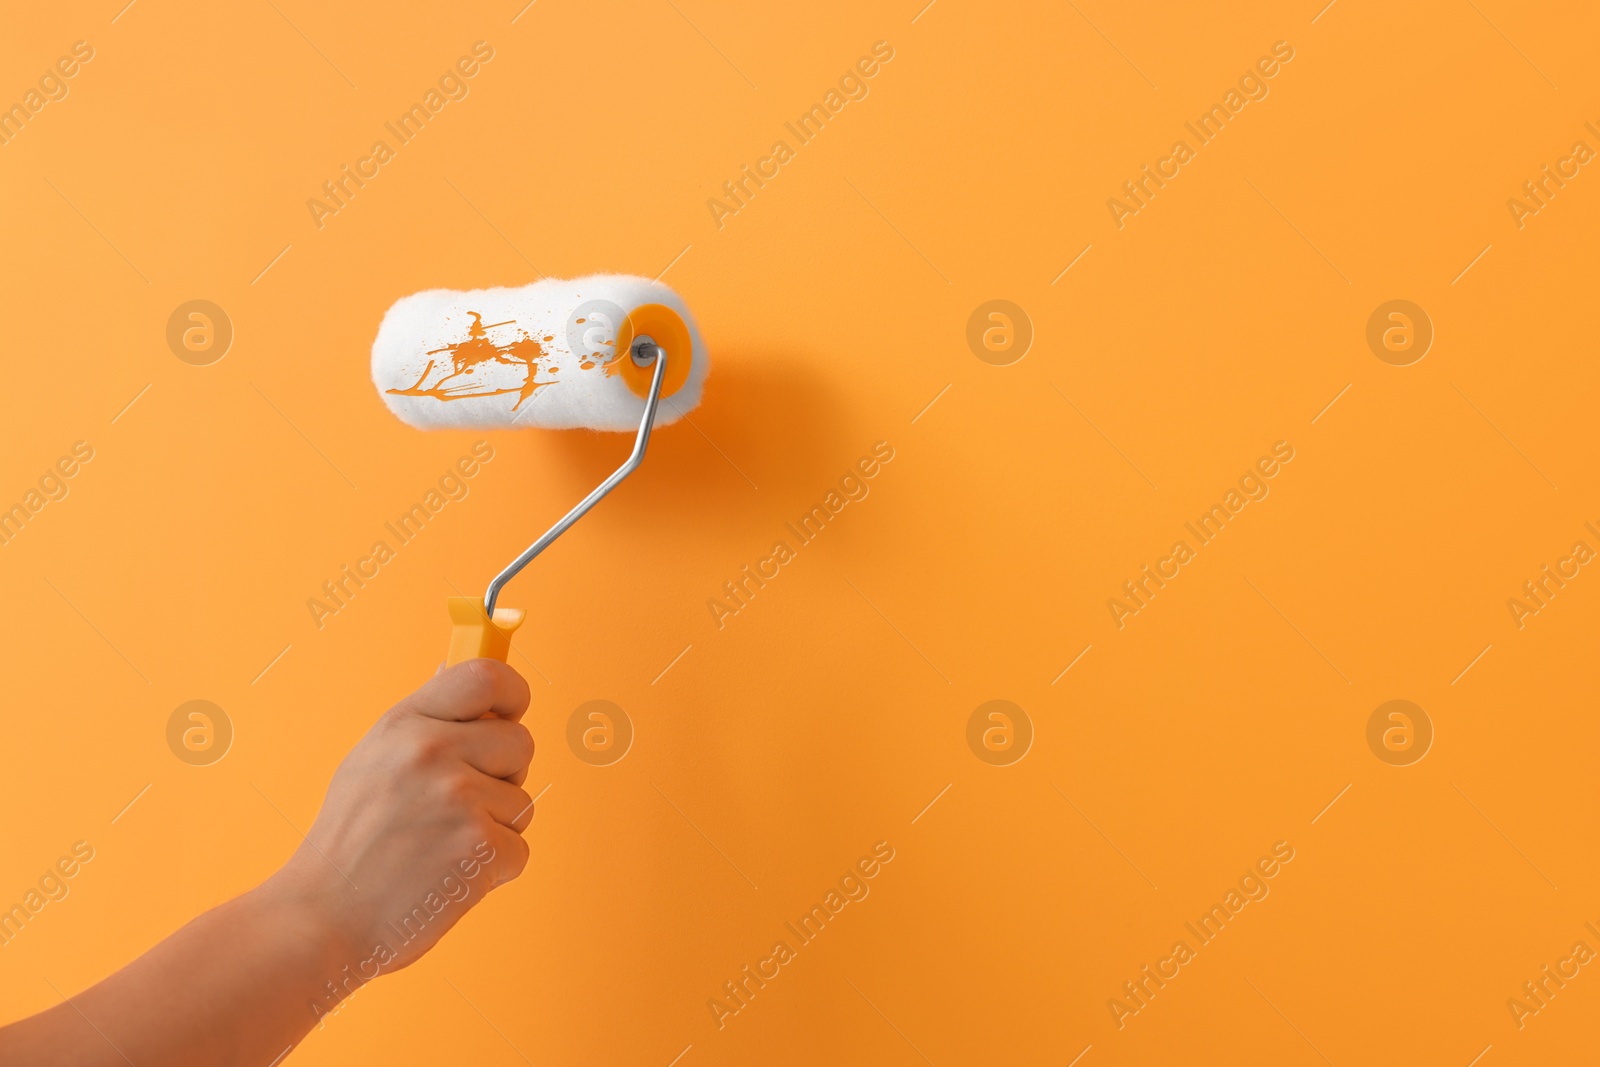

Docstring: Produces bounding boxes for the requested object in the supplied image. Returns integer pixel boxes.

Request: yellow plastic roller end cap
[445,597,526,666]
[611,303,693,400]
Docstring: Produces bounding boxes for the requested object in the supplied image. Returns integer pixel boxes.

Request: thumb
[404,660,530,723]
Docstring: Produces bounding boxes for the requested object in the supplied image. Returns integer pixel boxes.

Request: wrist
[254,856,368,993]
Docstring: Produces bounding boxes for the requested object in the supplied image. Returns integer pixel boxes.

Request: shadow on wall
[507,345,851,524]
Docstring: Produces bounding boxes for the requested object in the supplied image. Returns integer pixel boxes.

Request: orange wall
[1,1,1598,1064]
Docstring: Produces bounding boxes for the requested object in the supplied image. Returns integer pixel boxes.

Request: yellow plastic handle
[445,597,526,666]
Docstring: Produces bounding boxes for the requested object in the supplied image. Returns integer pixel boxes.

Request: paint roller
[371,274,707,666]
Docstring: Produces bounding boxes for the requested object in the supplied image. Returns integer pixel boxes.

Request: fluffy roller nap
[372,274,707,431]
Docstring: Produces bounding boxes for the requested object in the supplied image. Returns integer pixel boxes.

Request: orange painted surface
[1,2,1599,1065]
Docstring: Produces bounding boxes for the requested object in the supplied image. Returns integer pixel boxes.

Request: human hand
[271,659,535,977]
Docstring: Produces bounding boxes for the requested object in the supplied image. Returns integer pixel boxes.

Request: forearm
[0,865,350,1067]
[0,662,534,1066]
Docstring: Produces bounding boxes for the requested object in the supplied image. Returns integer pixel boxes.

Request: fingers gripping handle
[446,597,526,666]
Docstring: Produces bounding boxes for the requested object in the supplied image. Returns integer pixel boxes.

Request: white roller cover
[372,274,707,431]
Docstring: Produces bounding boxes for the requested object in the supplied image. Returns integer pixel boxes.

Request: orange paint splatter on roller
[386,311,558,411]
